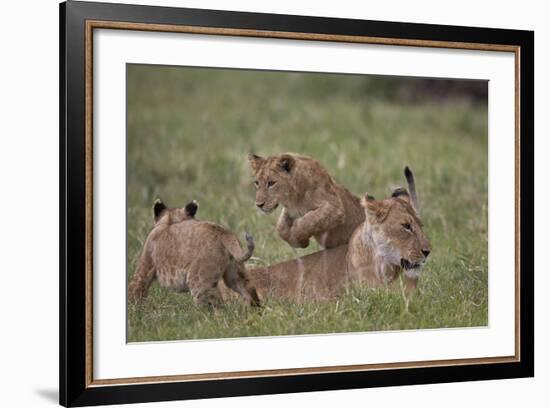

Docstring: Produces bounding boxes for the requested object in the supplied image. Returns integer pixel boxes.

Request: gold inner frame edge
[84,19,522,388]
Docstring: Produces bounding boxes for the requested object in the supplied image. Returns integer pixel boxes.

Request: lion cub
[128,200,260,307]
[248,152,365,249]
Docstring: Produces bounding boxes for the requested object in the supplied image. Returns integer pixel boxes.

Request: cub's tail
[235,232,255,263]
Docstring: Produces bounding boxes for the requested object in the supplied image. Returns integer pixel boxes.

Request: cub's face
[153,199,198,225]
[361,191,431,278]
[248,153,295,213]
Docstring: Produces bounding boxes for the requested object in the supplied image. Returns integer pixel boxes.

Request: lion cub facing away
[248,152,365,249]
[128,200,260,307]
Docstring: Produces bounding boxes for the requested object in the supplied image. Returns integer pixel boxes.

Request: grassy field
[126,65,488,342]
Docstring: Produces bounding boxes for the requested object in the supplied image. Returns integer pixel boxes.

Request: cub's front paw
[276,213,293,240]
[288,239,309,248]
[287,236,310,249]
[277,223,292,241]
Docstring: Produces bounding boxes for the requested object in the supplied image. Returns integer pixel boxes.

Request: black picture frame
[60,1,534,406]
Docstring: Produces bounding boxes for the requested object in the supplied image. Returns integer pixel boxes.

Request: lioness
[346,167,431,292]
[248,153,364,249]
[246,167,431,300]
[128,200,260,307]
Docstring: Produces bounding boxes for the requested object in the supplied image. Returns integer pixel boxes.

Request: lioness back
[248,152,365,249]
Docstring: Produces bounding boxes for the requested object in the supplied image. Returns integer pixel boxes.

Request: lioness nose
[256,202,265,209]
[422,249,431,258]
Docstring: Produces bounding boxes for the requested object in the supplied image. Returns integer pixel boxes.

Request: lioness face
[361,191,431,278]
[248,153,295,213]
[153,199,198,225]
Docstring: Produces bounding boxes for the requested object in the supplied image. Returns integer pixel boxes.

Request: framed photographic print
[59,1,534,406]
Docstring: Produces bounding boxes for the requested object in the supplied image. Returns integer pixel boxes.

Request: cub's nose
[422,249,431,258]
[256,202,265,209]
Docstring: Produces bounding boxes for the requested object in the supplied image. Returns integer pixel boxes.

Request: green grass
[126,65,488,342]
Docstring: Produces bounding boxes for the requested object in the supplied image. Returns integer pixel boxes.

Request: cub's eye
[254,180,259,188]
[402,223,412,231]
[267,180,277,188]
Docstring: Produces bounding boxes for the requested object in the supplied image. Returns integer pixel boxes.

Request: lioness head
[153,199,198,225]
[248,153,296,213]
[360,167,431,279]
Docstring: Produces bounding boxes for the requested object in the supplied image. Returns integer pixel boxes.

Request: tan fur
[247,245,349,301]
[128,201,260,307]
[246,167,431,299]
[248,153,365,249]
[346,191,431,292]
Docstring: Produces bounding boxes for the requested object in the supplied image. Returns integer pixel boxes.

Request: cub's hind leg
[223,264,261,307]
[128,248,156,302]
[186,261,224,307]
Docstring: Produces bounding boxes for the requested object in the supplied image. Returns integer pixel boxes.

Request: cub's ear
[184,200,198,217]
[391,187,412,206]
[277,154,294,173]
[248,153,264,174]
[360,193,389,222]
[153,199,167,222]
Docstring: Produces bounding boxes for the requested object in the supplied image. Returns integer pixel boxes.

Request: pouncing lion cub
[248,153,365,249]
[128,200,260,307]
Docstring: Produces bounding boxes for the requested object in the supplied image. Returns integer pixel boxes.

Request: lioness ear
[360,193,376,207]
[391,187,411,203]
[278,154,294,173]
[248,153,264,174]
[361,194,389,222]
[184,200,198,217]
[404,166,419,213]
[153,199,167,222]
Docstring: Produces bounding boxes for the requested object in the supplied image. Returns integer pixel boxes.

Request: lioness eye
[402,223,412,231]
[254,180,259,188]
[267,180,277,188]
